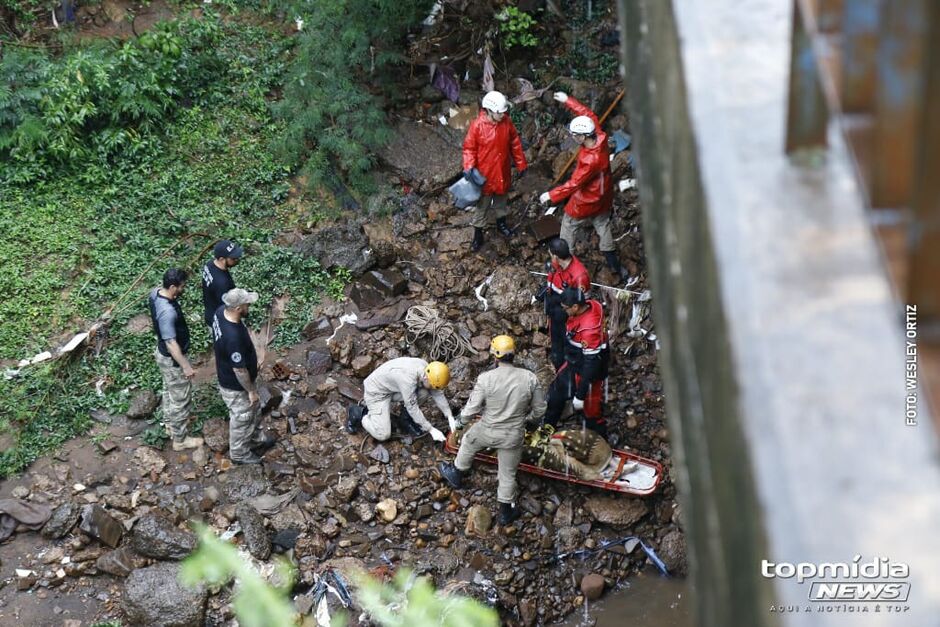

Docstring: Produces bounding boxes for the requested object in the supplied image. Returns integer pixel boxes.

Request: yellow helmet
[425,361,450,389]
[489,335,515,358]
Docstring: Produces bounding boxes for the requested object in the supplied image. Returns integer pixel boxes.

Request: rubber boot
[498,502,521,526]
[438,461,467,489]
[603,250,624,282]
[346,405,365,434]
[232,451,263,465]
[250,431,278,454]
[393,410,424,437]
[496,217,514,238]
[470,227,485,252]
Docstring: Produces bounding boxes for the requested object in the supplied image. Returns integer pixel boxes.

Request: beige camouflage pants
[218,386,261,461]
[454,422,523,504]
[560,210,614,252]
[155,349,192,441]
[469,194,508,228]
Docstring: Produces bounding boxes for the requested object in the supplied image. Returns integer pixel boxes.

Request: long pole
[551,89,625,186]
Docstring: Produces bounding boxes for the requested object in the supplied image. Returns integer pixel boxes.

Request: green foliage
[181,524,297,627]
[354,569,499,627]
[0,16,346,477]
[495,6,539,49]
[272,0,433,193]
[560,40,619,84]
[182,528,499,627]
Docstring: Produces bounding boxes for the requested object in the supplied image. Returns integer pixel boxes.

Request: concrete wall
[616,1,940,626]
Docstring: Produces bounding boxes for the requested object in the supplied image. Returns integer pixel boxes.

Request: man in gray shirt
[439,335,546,526]
[149,268,203,451]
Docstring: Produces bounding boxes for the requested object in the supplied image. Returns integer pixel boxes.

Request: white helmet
[569,115,595,135]
[481,90,509,113]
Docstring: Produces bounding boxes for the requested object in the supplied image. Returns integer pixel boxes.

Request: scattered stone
[258,385,283,414]
[488,265,536,315]
[351,354,375,378]
[201,418,229,452]
[404,468,419,480]
[368,445,390,464]
[580,573,606,601]
[306,350,333,375]
[131,513,196,560]
[133,447,166,475]
[519,598,538,627]
[127,390,159,419]
[658,529,688,576]
[272,528,301,552]
[376,499,398,522]
[192,446,208,467]
[303,317,334,340]
[219,465,270,502]
[235,503,271,560]
[334,476,359,501]
[584,496,649,527]
[11,485,30,499]
[124,562,207,627]
[360,268,407,297]
[465,505,492,537]
[79,505,123,548]
[42,502,80,539]
[294,221,373,276]
[96,547,143,578]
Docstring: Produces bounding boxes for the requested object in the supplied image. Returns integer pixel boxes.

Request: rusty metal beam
[907,2,940,322]
[786,0,829,153]
[871,0,928,208]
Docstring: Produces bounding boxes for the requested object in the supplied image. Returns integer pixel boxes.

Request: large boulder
[131,513,196,560]
[127,390,159,419]
[219,465,271,503]
[123,562,207,627]
[377,119,462,189]
[42,502,80,539]
[293,221,373,276]
[584,495,649,527]
[487,265,537,315]
[658,529,688,576]
[235,503,271,561]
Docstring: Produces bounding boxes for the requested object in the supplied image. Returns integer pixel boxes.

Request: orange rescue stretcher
[443,435,663,496]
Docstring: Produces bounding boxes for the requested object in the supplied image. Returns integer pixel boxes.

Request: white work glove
[571,397,585,411]
[553,91,569,104]
[429,428,447,443]
[539,192,552,205]
[447,415,457,433]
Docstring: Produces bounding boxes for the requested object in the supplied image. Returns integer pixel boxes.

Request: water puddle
[563,571,693,627]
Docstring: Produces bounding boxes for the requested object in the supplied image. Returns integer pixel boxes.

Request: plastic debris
[618,178,637,192]
[448,168,485,209]
[474,274,494,312]
[612,129,632,154]
[430,64,459,103]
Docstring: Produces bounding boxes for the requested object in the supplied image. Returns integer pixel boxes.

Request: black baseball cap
[213,239,244,259]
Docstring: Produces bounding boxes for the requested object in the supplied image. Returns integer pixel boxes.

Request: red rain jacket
[462,111,527,196]
[548,98,613,219]
[548,255,591,295]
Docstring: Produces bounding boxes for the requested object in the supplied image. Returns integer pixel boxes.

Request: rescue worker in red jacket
[463,90,528,252]
[539,92,624,282]
[544,287,610,437]
[538,237,591,370]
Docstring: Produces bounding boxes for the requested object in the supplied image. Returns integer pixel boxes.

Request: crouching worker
[544,288,610,437]
[346,358,453,443]
[438,336,546,526]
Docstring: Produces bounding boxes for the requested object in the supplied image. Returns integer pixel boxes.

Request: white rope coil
[404,305,477,362]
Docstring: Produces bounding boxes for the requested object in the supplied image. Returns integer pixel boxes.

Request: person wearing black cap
[202,239,243,330]
[212,287,274,464]
[544,287,611,437]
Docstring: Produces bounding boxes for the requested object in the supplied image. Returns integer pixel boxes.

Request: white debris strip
[327,313,359,343]
[474,274,495,311]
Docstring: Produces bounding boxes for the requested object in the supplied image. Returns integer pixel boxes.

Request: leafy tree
[272,0,433,193]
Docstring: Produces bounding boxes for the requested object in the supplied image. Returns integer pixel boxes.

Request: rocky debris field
[0,5,687,627]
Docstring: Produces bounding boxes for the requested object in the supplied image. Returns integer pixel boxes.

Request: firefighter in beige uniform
[346,357,454,443]
[439,335,546,526]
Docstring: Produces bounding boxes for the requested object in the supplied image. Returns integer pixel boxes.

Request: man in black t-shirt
[149,268,203,451]
[202,239,243,329]
[212,288,274,464]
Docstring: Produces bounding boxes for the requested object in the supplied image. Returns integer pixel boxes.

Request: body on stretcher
[444,424,663,496]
